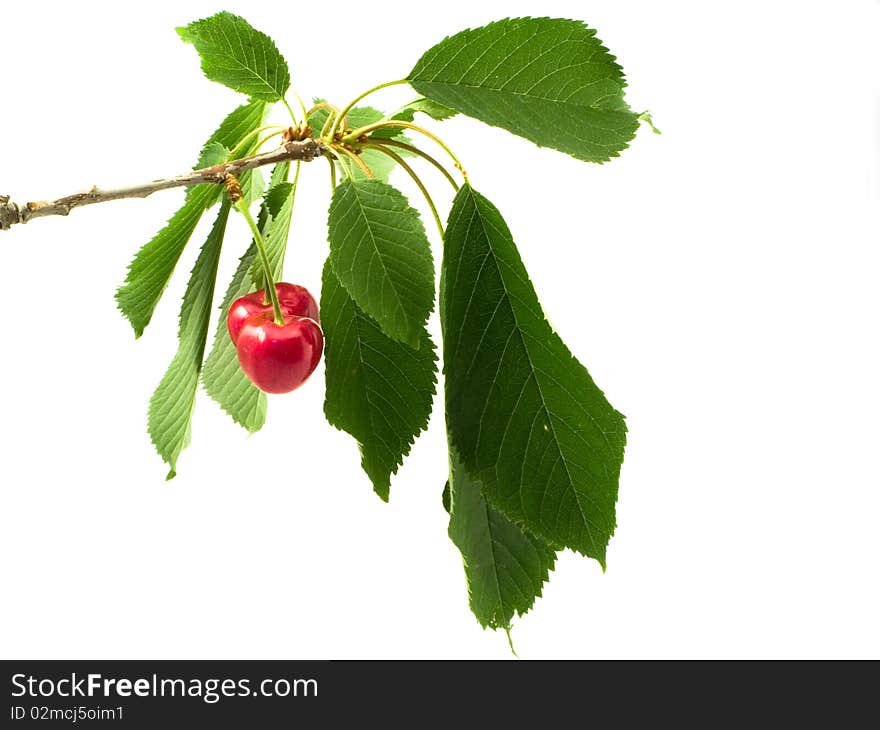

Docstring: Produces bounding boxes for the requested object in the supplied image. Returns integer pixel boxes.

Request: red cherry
[234,310,324,394]
[227,283,319,345]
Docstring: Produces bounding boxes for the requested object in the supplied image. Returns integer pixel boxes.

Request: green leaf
[202,164,292,431]
[116,186,214,338]
[187,101,267,207]
[408,17,639,163]
[327,179,434,348]
[148,202,230,478]
[394,97,457,122]
[442,184,626,565]
[177,11,290,101]
[264,162,293,202]
[118,103,266,337]
[197,102,268,161]
[322,260,437,501]
[244,169,264,208]
[309,102,383,134]
[371,97,457,139]
[196,141,230,169]
[448,450,556,630]
[201,242,266,431]
[442,480,451,514]
[356,146,408,184]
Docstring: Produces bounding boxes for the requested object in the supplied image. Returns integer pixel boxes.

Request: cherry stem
[234,199,284,326]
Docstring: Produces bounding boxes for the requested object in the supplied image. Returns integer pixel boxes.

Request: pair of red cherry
[227,283,323,394]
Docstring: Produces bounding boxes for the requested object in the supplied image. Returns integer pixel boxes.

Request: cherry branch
[0,138,327,230]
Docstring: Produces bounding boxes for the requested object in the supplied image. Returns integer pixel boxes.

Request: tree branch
[0,138,326,230]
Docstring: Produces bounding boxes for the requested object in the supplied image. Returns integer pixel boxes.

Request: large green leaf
[408,17,638,163]
[177,12,290,101]
[117,103,266,336]
[148,202,230,478]
[447,450,556,630]
[202,164,293,431]
[442,184,626,565]
[327,179,434,348]
[322,261,437,501]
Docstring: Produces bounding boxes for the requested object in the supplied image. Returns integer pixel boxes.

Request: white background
[1,0,878,659]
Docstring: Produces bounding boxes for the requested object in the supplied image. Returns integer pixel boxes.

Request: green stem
[343,120,466,179]
[228,125,285,158]
[363,143,443,238]
[234,199,284,325]
[374,138,459,191]
[290,160,302,193]
[307,101,336,117]
[328,158,337,190]
[275,159,302,280]
[333,145,374,178]
[308,101,344,137]
[288,91,309,124]
[251,129,284,152]
[332,149,353,179]
[638,110,662,135]
[321,108,340,140]
[505,627,518,657]
[282,97,300,126]
[332,79,409,137]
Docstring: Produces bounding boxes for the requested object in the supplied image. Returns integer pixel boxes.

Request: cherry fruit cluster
[227,283,322,394]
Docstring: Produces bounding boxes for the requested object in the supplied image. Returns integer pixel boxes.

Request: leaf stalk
[332,145,375,179]
[343,120,466,179]
[332,79,409,138]
[361,143,443,237]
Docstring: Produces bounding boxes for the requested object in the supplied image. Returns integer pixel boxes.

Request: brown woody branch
[0,138,326,230]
